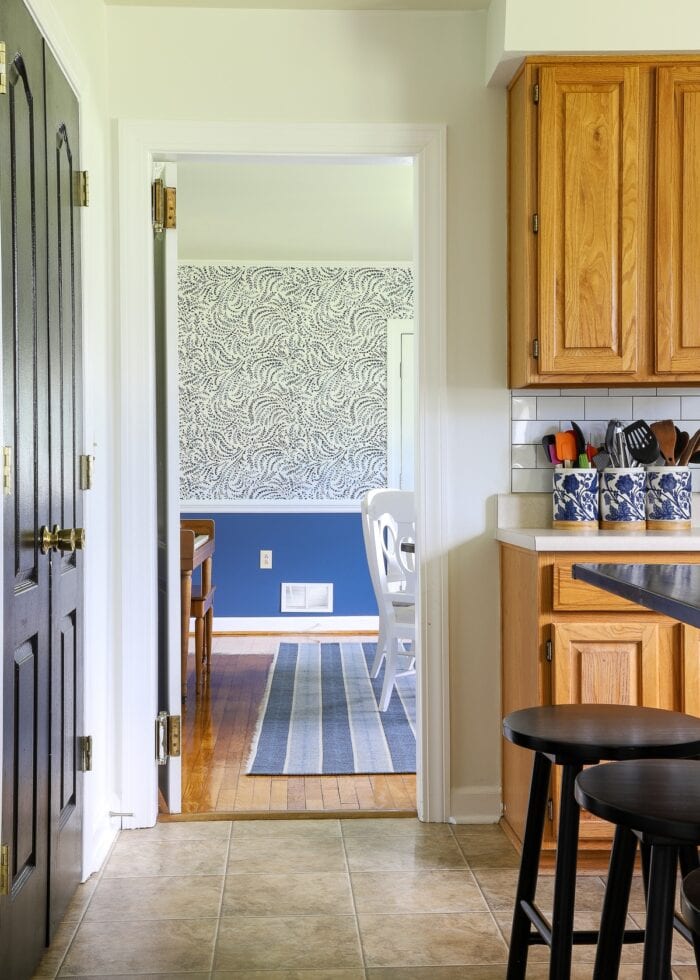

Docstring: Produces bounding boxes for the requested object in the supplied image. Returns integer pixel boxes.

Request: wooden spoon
[679,428,700,467]
[650,420,677,466]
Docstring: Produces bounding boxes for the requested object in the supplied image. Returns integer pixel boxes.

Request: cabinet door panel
[538,66,640,376]
[656,66,700,373]
[682,625,700,717]
[552,621,660,840]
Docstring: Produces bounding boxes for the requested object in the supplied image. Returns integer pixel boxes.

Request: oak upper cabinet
[656,65,700,374]
[509,56,700,387]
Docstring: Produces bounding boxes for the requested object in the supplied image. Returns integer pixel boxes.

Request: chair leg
[506,751,552,980]
[379,634,399,710]
[549,762,583,980]
[371,621,387,678]
[194,615,204,695]
[679,845,700,973]
[205,607,213,673]
[643,845,679,980]
[593,825,637,980]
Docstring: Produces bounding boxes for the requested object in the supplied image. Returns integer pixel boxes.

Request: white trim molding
[212,616,379,634]
[116,119,449,828]
[180,500,362,514]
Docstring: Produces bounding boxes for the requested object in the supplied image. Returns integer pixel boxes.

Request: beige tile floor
[32,819,697,979]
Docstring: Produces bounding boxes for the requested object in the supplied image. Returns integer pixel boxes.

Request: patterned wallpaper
[178,264,414,501]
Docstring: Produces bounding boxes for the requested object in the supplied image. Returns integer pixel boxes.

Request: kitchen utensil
[570,421,586,457]
[679,428,700,467]
[541,434,560,466]
[586,444,597,463]
[613,426,631,468]
[592,451,611,473]
[555,430,577,468]
[675,428,689,465]
[605,420,617,458]
[623,420,659,465]
[650,420,677,466]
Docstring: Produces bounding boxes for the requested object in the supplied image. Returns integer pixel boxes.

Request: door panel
[656,65,700,373]
[44,40,84,938]
[0,0,51,974]
[538,65,640,375]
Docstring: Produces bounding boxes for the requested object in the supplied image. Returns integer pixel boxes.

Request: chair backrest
[361,489,416,611]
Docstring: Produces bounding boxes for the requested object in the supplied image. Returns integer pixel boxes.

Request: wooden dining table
[180,520,215,701]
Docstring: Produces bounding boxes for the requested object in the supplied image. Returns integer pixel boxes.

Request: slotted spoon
[623,420,659,464]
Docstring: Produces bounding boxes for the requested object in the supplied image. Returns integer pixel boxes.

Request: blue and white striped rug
[247,642,416,775]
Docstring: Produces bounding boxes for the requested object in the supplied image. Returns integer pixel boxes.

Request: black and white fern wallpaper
[178,264,414,501]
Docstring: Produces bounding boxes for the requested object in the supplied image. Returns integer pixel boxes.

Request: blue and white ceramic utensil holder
[552,469,599,529]
[646,466,692,530]
[599,468,646,530]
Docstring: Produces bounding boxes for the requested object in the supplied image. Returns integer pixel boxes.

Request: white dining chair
[361,489,416,710]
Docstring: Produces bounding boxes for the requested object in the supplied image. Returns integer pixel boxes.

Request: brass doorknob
[38,525,85,554]
[74,527,85,550]
[39,525,57,554]
[54,527,76,553]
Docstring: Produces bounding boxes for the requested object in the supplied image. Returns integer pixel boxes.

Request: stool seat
[682,868,700,937]
[504,704,700,763]
[575,759,700,843]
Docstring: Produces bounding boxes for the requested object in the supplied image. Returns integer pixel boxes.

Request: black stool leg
[679,845,700,973]
[592,825,637,980]
[549,761,583,980]
[643,845,679,980]
[507,751,552,980]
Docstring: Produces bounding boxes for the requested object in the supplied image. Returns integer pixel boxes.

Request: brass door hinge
[0,43,6,96]
[80,454,94,491]
[533,82,540,105]
[545,638,552,662]
[73,171,89,207]
[2,446,11,495]
[152,179,176,232]
[532,339,540,360]
[155,712,181,765]
[532,213,539,234]
[78,735,93,772]
[547,798,554,822]
[0,843,9,896]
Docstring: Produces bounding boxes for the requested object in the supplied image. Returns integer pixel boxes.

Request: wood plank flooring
[178,634,417,815]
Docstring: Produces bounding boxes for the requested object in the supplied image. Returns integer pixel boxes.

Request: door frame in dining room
[115,119,448,827]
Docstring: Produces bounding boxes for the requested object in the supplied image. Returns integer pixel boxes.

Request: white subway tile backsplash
[681,398,700,419]
[536,443,555,467]
[512,420,558,444]
[511,388,561,396]
[654,387,700,395]
[512,444,537,468]
[562,387,609,396]
[536,396,585,420]
[584,397,632,420]
[511,468,553,493]
[631,396,681,421]
[511,396,537,421]
[608,387,660,396]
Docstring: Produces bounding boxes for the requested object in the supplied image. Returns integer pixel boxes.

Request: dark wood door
[44,42,84,939]
[0,1,84,973]
[0,1,51,975]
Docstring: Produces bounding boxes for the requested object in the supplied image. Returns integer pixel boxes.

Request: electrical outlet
[260,550,272,569]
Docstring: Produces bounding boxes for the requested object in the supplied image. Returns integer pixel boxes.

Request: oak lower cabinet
[500,544,700,851]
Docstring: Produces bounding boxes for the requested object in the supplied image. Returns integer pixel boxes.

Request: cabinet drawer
[553,561,641,612]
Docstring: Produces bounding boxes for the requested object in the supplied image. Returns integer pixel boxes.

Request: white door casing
[386,318,415,491]
[115,120,449,826]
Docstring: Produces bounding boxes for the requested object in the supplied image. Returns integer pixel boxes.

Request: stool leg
[679,845,700,973]
[643,845,678,980]
[549,761,583,980]
[506,751,552,980]
[593,825,637,980]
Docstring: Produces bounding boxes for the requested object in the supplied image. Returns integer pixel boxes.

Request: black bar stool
[575,759,700,980]
[682,867,700,939]
[503,704,700,980]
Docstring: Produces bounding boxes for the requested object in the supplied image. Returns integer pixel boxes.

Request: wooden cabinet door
[681,625,700,718]
[656,65,700,374]
[552,621,661,840]
[538,65,640,376]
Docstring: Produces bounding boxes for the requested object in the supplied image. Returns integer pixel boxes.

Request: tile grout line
[340,819,370,978]
[448,825,514,955]
[209,820,233,978]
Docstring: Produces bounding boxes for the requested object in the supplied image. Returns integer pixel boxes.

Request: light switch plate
[260,550,272,569]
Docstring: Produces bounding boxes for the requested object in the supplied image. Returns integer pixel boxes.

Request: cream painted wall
[107,6,509,820]
[177,160,413,261]
[487,0,700,83]
[24,0,120,873]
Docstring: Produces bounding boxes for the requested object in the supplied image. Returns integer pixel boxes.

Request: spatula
[650,420,677,466]
[555,430,577,468]
[623,420,659,465]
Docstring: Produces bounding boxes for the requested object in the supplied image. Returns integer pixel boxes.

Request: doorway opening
[155,156,418,816]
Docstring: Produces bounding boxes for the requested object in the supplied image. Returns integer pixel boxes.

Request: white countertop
[496,527,700,552]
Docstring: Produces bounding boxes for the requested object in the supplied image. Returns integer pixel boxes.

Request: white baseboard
[211,616,379,634]
[449,785,502,824]
[83,819,119,880]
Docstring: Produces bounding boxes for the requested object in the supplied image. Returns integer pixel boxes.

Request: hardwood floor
[175,634,417,816]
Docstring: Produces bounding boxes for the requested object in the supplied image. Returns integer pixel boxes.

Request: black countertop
[572,563,700,629]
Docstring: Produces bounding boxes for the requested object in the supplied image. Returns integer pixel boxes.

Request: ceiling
[106,0,488,9]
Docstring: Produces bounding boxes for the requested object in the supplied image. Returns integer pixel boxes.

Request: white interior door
[387,318,415,490]
[154,162,182,812]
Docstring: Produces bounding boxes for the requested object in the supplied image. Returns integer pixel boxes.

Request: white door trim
[115,119,449,826]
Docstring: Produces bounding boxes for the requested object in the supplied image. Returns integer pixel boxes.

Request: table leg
[180,570,192,702]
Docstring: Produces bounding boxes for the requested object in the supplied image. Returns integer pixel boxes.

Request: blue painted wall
[180,512,377,618]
